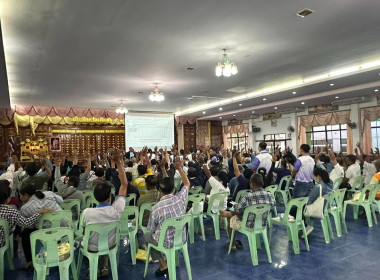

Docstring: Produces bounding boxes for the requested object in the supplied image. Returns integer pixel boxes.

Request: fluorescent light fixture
[335,96,339,99]
[301,102,305,105]
[232,94,247,101]
[292,91,297,94]
[246,91,262,98]
[219,98,232,105]
[330,83,334,86]
[303,74,329,83]
[329,66,360,77]
[361,59,380,69]
[375,89,379,92]
[263,98,267,101]
[262,80,303,94]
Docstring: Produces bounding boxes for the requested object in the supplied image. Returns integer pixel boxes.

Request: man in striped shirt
[145,156,190,277]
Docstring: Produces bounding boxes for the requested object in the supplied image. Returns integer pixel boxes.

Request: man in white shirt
[355,142,377,186]
[324,142,344,188]
[343,154,361,188]
[252,142,272,175]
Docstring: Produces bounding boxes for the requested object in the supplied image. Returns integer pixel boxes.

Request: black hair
[148,148,152,154]
[300,144,310,153]
[105,168,112,181]
[258,141,267,150]
[20,183,45,199]
[243,168,254,180]
[209,147,218,154]
[250,173,264,188]
[180,149,185,155]
[0,180,11,204]
[187,161,195,168]
[67,176,79,189]
[187,167,197,178]
[68,167,80,178]
[210,160,219,166]
[94,168,105,178]
[25,162,39,176]
[313,167,331,184]
[189,147,194,153]
[60,166,68,176]
[125,172,132,182]
[209,165,220,176]
[217,171,228,188]
[151,159,157,166]
[137,165,147,176]
[346,154,357,165]
[145,175,157,188]
[127,161,133,168]
[93,181,111,202]
[158,177,174,195]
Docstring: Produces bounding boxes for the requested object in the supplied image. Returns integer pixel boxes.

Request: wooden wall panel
[183,123,196,154]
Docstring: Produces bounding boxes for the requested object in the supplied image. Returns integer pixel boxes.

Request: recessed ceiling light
[330,83,334,86]
[239,103,242,106]
[335,96,339,99]
[375,89,379,92]
[219,116,222,119]
[274,106,277,110]
[219,107,223,111]
[263,98,267,101]
[202,111,206,114]
[233,114,236,117]
[301,102,305,105]
[252,110,255,113]
[292,91,296,94]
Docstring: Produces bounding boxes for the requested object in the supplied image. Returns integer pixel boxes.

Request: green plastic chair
[274,175,292,207]
[270,197,310,254]
[60,199,81,233]
[85,196,99,208]
[228,204,272,265]
[30,227,78,280]
[188,186,203,195]
[81,190,94,210]
[77,221,120,280]
[38,210,73,229]
[265,185,278,216]
[125,193,137,206]
[144,215,192,280]
[235,189,252,204]
[206,192,229,240]
[174,178,183,193]
[343,184,375,228]
[371,184,380,224]
[186,193,206,243]
[333,177,343,190]
[327,188,347,237]
[138,202,156,234]
[119,206,139,265]
[0,219,14,279]
[305,193,334,244]
[346,175,365,198]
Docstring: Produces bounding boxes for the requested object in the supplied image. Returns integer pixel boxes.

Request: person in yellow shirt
[133,149,154,194]
[370,160,380,184]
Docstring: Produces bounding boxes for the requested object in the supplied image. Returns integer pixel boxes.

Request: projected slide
[125,113,174,149]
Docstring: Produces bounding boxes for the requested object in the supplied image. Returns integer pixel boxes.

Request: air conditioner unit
[331,96,369,106]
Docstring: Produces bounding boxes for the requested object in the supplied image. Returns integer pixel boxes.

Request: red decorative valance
[175,116,197,125]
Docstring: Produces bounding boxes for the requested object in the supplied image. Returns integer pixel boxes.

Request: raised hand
[111,148,122,163]
[173,156,183,170]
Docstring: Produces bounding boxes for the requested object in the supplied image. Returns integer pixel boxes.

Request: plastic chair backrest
[367,184,379,203]
[265,185,277,197]
[333,177,343,190]
[189,186,202,195]
[0,219,10,251]
[322,193,331,214]
[186,193,206,215]
[120,206,139,236]
[85,196,99,208]
[174,178,182,192]
[334,188,346,210]
[206,192,229,215]
[138,202,156,230]
[352,175,365,190]
[60,199,81,223]
[241,204,272,231]
[283,197,309,222]
[357,184,373,202]
[278,175,292,191]
[30,227,74,267]
[125,193,137,206]
[38,210,73,229]
[235,189,252,204]
[83,221,120,253]
[157,214,191,249]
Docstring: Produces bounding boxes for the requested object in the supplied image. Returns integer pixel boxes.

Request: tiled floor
[5,208,380,280]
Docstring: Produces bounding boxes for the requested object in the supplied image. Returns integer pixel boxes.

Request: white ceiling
[1,0,380,118]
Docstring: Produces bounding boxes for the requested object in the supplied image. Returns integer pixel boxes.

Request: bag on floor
[304,185,325,219]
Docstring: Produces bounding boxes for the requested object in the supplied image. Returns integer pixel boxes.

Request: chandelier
[149,84,165,102]
[215,49,238,77]
[115,101,128,114]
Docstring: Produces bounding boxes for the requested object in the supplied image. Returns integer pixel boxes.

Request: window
[227,133,248,150]
[263,133,288,153]
[306,124,347,154]
[371,118,380,150]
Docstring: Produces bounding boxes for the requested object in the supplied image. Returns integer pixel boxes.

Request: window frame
[226,132,249,150]
[305,124,347,154]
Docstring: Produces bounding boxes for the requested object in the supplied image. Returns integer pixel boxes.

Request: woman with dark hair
[19,183,62,269]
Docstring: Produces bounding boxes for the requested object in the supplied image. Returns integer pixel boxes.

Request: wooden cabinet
[183,123,196,154]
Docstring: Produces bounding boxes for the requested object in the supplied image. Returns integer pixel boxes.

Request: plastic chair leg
[301,222,310,251]
[182,244,192,280]
[129,233,137,265]
[212,215,220,240]
[143,245,151,277]
[224,218,229,237]
[353,205,359,219]
[286,227,292,241]
[340,211,348,235]
[6,247,14,270]
[199,215,205,241]
[88,256,98,280]
[320,219,330,244]
[70,261,78,280]
[289,225,300,254]
[262,230,272,264]
[58,264,70,280]
[371,204,378,225]
[109,252,119,280]
[256,235,261,250]
[77,251,83,279]
[0,258,3,280]
[189,218,195,244]
[326,214,334,240]
[34,265,47,280]
[247,234,258,265]
[228,230,235,254]
[331,211,342,237]
[175,251,179,267]
[364,205,373,227]
[167,251,177,280]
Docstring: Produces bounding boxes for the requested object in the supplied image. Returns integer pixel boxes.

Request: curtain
[360,107,380,154]
[223,124,249,135]
[175,116,197,125]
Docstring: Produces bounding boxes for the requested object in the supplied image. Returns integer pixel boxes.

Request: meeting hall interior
[0,1,380,280]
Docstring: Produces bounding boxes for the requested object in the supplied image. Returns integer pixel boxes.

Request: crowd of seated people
[0,140,379,278]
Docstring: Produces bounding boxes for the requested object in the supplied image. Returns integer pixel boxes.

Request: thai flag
[8,137,15,153]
